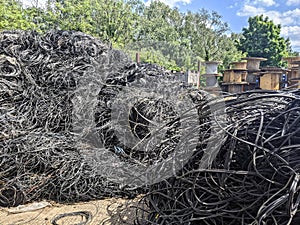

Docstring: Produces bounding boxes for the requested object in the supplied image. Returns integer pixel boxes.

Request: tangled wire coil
[0,30,204,208]
[113,90,300,225]
[0,30,139,206]
[1,30,300,225]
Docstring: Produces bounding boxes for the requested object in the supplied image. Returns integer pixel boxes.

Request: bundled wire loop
[122,90,300,225]
[1,30,300,225]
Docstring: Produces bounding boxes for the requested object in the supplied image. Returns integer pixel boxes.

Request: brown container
[223,70,247,83]
[230,61,247,70]
[287,67,300,89]
[282,56,300,69]
[259,67,288,90]
[260,72,282,90]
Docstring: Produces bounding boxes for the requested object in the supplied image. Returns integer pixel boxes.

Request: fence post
[197,60,201,89]
[136,52,140,64]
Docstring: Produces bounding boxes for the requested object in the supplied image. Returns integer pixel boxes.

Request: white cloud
[286,0,300,6]
[245,8,300,26]
[145,0,192,7]
[228,2,239,9]
[281,26,300,51]
[264,10,295,25]
[281,26,300,36]
[253,0,276,7]
[283,8,300,18]
[237,1,300,26]
[236,5,266,16]
[237,1,300,51]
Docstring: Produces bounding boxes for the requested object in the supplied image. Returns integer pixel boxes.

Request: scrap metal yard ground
[0,198,135,225]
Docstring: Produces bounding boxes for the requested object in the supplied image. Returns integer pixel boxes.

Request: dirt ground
[0,198,135,225]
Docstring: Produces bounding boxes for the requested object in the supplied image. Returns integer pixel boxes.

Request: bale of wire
[0,30,204,207]
[93,59,210,190]
[6,29,300,225]
[117,90,300,225]
[0,30,139,207]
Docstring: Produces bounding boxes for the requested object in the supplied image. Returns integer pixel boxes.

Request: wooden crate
[282,56,300,69]
[223,70,247,83]
[287,68,300,88]
[230,62,247,70]
[260,73,282,90]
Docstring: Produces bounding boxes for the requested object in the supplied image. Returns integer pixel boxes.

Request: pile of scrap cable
[0,30,203,207]
[121,90,300,225]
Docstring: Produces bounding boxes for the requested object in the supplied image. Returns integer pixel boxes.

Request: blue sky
[144,0,300,51]
[22,0,300,51]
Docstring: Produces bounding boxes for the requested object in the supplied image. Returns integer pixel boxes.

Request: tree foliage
[237,15,290,67]
[0,0,36,30]
[0,0,246,70]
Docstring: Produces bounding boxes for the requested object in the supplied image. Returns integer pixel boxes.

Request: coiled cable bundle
[0,30,205,207]
[117,90,300,225]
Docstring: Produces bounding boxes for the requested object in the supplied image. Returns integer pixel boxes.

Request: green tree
[45,0,95,34]
[23,6,48,32]
[0,0,37,31]
[180,9,244,70]
[0,0,249,71]
[220,33,246,70]
[237,15,290,67]
[127,5,243,71]
[46,0,137,47]
[182,10,229,61]
[136,1,181,42]
[128,1,189,70]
